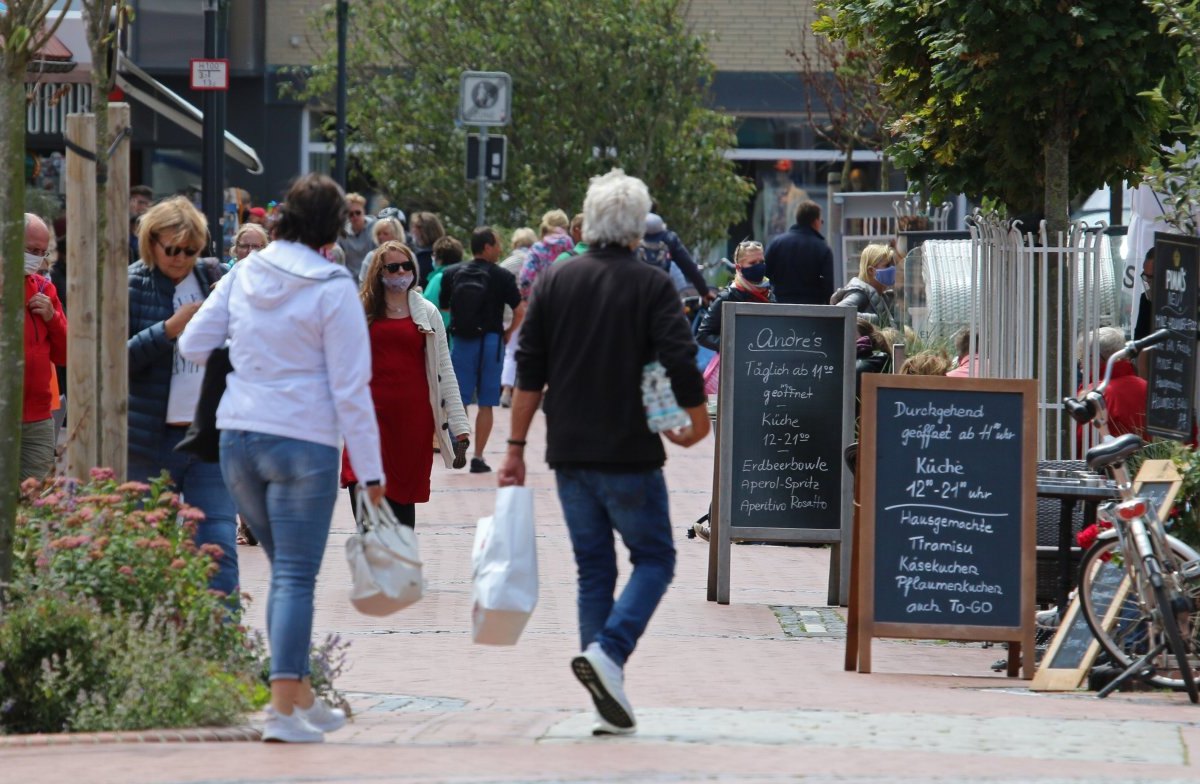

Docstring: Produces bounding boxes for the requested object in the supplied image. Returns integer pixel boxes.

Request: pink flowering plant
[0,470,268,733]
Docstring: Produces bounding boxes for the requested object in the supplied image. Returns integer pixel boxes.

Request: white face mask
[383,273,413,291]
[24,253,44,275]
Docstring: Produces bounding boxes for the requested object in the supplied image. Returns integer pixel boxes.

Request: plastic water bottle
[642,361,690,433]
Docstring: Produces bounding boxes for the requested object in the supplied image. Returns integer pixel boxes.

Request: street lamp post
[201,0,224,257]
[334,0,348,189]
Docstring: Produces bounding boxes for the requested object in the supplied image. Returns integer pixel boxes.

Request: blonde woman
[832,243,898,326]
[341,240,472,523]
[356,215,405,284]
[127,196,238,597]
[228,222,268,268]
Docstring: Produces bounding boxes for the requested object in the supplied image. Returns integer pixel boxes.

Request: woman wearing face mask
[341,240,472,525]
[695,240,775,352]
[831,243,898,327]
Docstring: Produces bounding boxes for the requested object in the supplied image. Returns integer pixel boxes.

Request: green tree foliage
[1142,0,1200,234]
[815,0,1186,227]
[299,0,750,245]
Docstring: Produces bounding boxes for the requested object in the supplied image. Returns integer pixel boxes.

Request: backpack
[449,262,492,338]
[636,238,672,272]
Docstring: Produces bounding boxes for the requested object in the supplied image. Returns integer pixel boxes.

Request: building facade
[27,1,882,246]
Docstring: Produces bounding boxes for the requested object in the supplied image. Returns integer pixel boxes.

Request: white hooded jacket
[179,239,383,484]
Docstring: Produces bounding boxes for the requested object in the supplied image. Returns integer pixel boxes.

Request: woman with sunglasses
[695,240,775,352]
[127,196,239,597]
[341,241,471,524]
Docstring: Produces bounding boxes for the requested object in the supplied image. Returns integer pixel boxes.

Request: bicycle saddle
[1085,433,1144,471]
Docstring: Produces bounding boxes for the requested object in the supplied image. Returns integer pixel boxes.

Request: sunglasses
[156,238,201,257]
[383,261,416,274]
[737,241,764,251]
[349,210,364,217]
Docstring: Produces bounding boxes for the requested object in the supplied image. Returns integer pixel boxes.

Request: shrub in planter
[0,470,269,733]
[0,592,109,733]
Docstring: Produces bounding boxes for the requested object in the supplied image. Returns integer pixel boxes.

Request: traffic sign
[466,134,507,182]
[459,71,511,127]
[190,59,229,91]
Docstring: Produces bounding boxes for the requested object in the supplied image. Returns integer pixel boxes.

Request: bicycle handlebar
[1064,396,1095,425]
[1128,328,1171,358]
[1063,329,1173,425]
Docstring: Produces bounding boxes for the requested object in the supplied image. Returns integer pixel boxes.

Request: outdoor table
[1035,466,1120,615]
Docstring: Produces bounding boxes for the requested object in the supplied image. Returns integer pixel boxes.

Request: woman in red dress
[342,240,470,525]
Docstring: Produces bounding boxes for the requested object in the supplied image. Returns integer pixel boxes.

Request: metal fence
[963,213,1117,459]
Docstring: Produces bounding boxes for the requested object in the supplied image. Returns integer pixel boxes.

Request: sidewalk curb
[0,725,260,747]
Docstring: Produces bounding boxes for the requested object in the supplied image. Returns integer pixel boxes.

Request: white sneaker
[571,642,636,731]
[262,706,324,743]
[592,711,636,736]
[295,697,347,733]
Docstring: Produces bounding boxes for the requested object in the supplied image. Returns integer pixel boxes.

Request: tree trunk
[1043,105,1072,457]
[0,74,28,591]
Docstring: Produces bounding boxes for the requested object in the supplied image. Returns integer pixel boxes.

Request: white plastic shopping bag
[471,485,538,645]
[345,491,424,616]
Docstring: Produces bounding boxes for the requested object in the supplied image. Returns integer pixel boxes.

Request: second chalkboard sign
[851,374,1037,678]
[1147,233,1200,441]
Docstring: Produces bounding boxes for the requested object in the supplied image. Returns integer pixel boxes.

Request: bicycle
[1064,327,1200,701]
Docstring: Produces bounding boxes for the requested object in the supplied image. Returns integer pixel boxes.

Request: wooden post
[65,114,98,479]
[100,104,130,478]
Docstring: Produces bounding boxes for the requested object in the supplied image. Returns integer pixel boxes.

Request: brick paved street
[4,412,1200,783]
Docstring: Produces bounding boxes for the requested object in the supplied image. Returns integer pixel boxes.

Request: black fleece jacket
[516,244,704,469]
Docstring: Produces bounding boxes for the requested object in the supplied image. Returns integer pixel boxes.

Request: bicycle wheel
[1151,575,1200,703]
[1077,537,1200,692]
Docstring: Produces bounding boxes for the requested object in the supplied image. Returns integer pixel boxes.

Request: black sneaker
[470,457,491,474]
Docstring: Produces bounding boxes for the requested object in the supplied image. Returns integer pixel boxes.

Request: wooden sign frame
[1031,460,1181,691]
[707,303,857,606]
[848,375,1038,678]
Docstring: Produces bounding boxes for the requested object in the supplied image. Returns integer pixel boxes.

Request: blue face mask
[873,265,896,287]
[740,262,767,283]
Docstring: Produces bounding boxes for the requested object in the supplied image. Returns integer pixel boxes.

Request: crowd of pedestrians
[20,161,1155,745]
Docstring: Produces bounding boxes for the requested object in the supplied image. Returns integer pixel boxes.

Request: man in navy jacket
[764,200,835,305]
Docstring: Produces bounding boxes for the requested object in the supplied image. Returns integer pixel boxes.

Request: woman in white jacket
[179,174,384,744]
[341,240,470,523]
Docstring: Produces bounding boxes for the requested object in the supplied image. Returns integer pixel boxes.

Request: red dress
[341,316,434,503]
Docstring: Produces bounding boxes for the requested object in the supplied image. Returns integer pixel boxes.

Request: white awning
[116,53,263,174]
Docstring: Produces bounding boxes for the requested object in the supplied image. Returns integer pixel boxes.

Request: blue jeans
[219,430,339,681]
[555,468,676,667]
[128,426,239,598]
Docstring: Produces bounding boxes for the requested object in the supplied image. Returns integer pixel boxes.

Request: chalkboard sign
[710,303,856,605]
[1147,233,1199,441]
[1030,560,1128,691]
[852,375,1036,677]
[1048,561,1124,670]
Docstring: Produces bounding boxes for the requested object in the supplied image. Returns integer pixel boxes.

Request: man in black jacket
[764,200,835,305]
[500,170,709,737]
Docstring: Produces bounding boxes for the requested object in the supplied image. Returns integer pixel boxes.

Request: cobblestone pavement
[4,413,1200,783]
